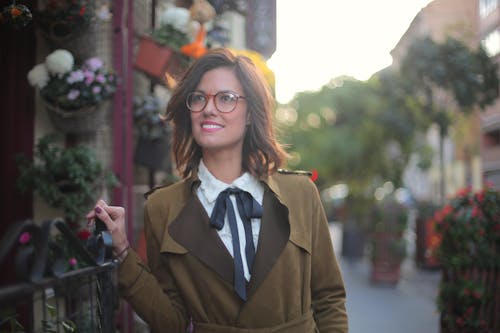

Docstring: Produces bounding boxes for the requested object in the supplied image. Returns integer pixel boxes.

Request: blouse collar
[197,160,264,204]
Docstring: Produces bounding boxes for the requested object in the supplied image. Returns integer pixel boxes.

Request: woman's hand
[86,199,129,260]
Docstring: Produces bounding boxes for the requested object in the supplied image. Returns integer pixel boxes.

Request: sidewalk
[329,223,441,333]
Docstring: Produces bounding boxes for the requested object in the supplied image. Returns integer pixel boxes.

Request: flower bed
[432,186,500,333]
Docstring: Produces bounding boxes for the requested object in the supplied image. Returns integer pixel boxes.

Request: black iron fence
[0,219,118,332]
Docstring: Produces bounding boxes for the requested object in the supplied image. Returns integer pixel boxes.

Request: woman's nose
[202,96,217,115]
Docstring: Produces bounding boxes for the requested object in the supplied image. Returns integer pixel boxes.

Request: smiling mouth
[202,123,223,129]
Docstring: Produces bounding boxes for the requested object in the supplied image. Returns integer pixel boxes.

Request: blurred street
[330,223,442,333]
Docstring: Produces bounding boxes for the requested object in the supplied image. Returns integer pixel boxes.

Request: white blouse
[196,160,264,281]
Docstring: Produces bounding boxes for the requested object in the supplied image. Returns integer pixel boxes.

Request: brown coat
[118,172,348,333]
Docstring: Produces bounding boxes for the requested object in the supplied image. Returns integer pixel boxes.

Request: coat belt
[192,310,316,333]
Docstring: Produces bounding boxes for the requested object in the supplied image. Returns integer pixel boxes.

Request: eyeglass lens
[187,92,241,113]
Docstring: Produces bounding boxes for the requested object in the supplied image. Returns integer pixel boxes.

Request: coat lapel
[167,194,234,286]
[166,175,292,301]
[247,187,290,297]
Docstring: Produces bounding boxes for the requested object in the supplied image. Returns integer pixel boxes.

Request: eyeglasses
[186,91,246,113]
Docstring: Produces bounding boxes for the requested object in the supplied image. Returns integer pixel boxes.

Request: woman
[87,48,348,332]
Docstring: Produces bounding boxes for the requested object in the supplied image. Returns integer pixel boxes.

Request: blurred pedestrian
[87,48,348,332]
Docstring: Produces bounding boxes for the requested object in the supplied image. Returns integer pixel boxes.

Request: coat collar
[165,170,293,300]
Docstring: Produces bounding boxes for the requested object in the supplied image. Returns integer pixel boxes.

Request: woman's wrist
[113,242,130,262]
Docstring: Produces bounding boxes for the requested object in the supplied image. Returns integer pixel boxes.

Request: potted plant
[27,49,117,133]
[369,196,408,285]
[134,6,192,82]
[16,134,118,229]
[132,94,170,171]
[432,186,500,333]
[0,2,32,29]
[36,0,92,44]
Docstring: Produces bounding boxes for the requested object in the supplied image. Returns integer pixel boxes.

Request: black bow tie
[210,187,263,301]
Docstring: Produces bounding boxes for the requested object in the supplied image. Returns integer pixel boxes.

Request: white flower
[27,64,49,88]
[96,5,112,21]
[159,6,190,33]
[45,49,74,75]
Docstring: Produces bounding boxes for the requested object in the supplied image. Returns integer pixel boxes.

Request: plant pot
[133,136,169,170]
[370,231,404,285]
[134,37,187,83]
[44,100,109,134]
[341,222,366,259]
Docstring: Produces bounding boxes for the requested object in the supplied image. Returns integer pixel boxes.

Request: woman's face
[190,67,248,158]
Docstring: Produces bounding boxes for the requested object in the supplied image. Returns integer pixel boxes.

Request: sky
[267,0,434,104]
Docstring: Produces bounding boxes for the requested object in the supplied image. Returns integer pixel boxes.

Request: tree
[281,76,420,226]
[399,37,499,202]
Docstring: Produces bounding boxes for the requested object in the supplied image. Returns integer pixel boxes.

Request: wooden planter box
[440,267,500,333]
[134,37,187,83]
[370,232,404,285]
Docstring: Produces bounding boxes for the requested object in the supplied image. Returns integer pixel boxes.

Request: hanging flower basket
[35,0,92,44]
[27,49,117,134]
[39,19,99,61]
[134,36,187,84]
[133,136,169,170]
[44,100,108,134]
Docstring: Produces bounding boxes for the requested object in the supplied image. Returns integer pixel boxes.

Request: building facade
[390,0,491,203]
[478,0,500,189]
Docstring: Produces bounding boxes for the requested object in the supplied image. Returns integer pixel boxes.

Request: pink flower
[68,257,77,266]
[67,89,80,100]
[19,231,31,244]
[67,69,84,84]
[83,70,95,85]
[84,57,103,71]
[95,74,106,83]
[92,86,102,94]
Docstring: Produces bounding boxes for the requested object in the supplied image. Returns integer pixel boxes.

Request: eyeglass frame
[186,90,246,113]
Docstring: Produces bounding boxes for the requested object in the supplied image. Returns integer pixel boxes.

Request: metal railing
[0,219,117,332]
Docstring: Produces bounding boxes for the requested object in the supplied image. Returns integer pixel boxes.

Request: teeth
[202,124,222,129]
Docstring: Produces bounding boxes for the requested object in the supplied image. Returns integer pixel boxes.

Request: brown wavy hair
[165,48,288,179]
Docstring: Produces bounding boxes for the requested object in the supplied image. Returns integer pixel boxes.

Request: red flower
[10,6,22,18]
[475,190,485,203]
[310,169,318,182]
[77,229,91,241]
[442,204,452,215]
[471,205,482,218]
[456,187,471,198]
[79,6,86,16]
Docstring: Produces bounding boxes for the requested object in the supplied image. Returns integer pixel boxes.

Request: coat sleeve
[308,180,349,333]
[117,203,189,333]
